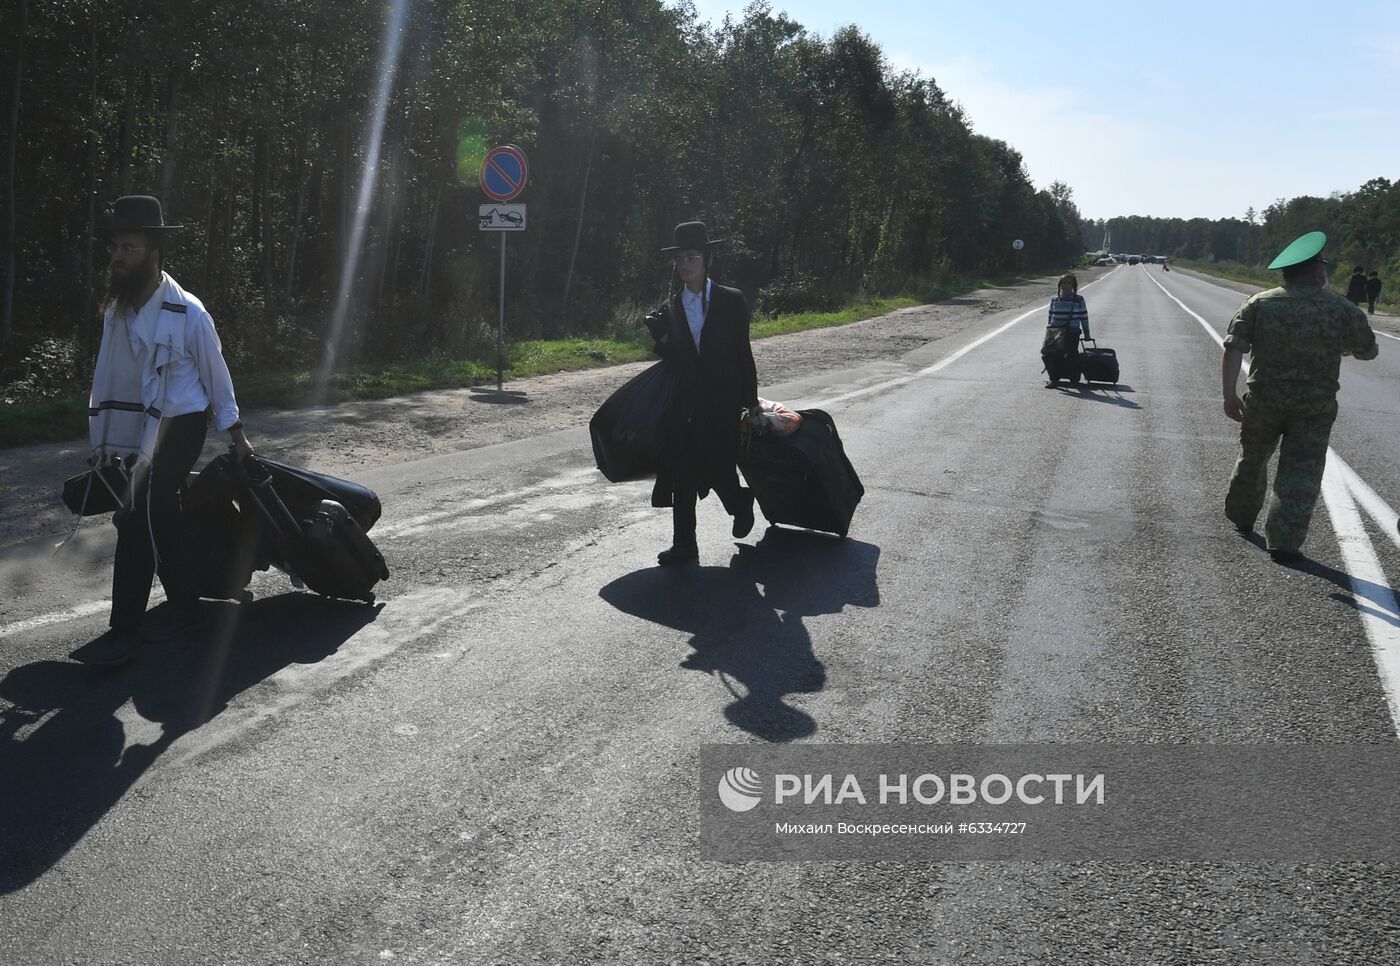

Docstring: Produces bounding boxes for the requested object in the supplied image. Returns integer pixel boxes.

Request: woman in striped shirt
[1041,273,1091,387]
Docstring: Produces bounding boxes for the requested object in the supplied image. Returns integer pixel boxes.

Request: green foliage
[1081,178,1399,308]
[0,285,958,447]
[0,0,1081,394]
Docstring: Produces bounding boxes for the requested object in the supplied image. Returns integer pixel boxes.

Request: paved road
[3,266,1399,964]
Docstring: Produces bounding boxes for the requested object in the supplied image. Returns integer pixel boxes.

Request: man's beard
[104,251,160,312]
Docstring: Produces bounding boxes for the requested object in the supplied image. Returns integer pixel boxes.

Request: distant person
[1221,231,1377,564]
[74,195,255,666]
[642,221,758,565]
[1041,273,1090,387]
[1366,271,1382,314]
[1345,266,1367,305]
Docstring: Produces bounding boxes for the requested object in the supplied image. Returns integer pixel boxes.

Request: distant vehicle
[1128,255,1141,265]
[1094,257,1116,267]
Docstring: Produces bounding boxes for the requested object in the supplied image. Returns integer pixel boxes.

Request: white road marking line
[1147,269,1400,732]
[1377,330,1400,342]
[1332,457,1400,552]
[1321,462,1400,729]
[0,600,119,641]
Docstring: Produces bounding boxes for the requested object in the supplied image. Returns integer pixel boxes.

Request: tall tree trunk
[203,86,224,294]
[285,0,326,300]
[2,0,29,346]
[258,128,274,320]
[82,12,100,338]
[158,67,182,202]
[417,181,442,302]
[560,130,596,330]
[116,68,138,194]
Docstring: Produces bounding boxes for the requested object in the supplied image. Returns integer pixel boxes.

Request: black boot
[658,543,699,565]
[732,490,756,539]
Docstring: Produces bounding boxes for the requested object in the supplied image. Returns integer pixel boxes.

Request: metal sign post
[1012,238,1025,273]
[479,146,529,393]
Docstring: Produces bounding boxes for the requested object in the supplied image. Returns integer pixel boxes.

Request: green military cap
[1267,230,1327,270]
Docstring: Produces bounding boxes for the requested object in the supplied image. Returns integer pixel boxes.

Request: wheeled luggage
[1079,339,1120,385]
[188,453,389,603]
[253,456,383,531]
[738,409,863,537]
[235,456,389,603]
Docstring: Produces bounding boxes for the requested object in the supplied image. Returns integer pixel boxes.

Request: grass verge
[0,277,1037,449]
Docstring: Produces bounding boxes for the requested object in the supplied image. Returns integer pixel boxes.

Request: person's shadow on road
[599,527,880,743]
[0,593,380,894]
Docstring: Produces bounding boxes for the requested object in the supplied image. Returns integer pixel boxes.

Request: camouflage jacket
[1224,284,1378,402]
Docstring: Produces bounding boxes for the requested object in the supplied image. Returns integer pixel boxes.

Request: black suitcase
[590,362,680,482]
[737,409,863,537]
[236,457,389,603]
[254,457,383,531]
[1079,339,1120,385]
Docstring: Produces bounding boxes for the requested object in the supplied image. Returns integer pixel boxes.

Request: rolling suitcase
[253,456,383,531]
[738,409,863,537]
[236,456,389,603]
[1079,339,1120,385]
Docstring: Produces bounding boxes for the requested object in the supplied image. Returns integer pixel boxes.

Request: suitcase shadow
[598,528,880,743]
[0,592,381,894]
[1050,384,1141,408]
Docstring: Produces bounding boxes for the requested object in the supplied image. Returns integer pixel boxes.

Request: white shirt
[119,273,241,430]
[681,279,711,351]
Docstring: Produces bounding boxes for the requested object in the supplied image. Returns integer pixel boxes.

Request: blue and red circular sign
[480,144,529,202]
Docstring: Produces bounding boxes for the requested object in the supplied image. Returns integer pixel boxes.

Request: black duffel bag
[61,463,133,516]
[589,362,680,483]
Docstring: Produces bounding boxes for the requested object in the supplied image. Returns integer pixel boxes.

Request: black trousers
[671,466,745,547]
[110,412,208,629]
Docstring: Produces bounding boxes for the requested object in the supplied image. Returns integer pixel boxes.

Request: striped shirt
[1047,294,1088,333]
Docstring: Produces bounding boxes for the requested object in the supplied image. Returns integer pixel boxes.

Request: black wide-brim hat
[107,195,183,237]
[660,221,724,254]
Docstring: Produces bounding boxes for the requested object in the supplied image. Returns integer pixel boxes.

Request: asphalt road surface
[3,265,1400,964]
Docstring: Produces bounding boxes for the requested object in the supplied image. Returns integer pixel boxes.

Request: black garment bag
[590,362,681,482]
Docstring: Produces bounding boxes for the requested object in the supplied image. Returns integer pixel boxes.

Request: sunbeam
[315,0,413,402]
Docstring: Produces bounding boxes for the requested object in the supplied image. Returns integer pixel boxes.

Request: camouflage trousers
[1224,395,1338,552]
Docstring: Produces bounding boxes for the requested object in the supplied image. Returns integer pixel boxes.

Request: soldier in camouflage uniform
[1221,231,1379,563]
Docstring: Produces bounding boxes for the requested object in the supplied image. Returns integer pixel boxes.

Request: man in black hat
[73,195,254,666]
[643,221,759,564]
[1345,266,1368,305]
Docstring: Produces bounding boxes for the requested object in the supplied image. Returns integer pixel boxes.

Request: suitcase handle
[229,449,305,544]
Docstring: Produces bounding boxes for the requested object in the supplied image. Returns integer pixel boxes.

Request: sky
[680,0,1400,222]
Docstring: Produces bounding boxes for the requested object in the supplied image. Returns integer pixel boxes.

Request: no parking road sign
[480,144,529,202]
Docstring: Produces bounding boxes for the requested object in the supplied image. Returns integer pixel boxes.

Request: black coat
[1346,272,1368,301]
[645,282,758,506]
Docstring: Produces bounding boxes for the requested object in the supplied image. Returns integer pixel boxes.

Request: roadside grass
[1175,259,1397,315]
[0,274,1040,449]
[1172,259,1277,289]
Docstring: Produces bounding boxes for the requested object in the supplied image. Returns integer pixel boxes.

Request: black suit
[646,282,758,544]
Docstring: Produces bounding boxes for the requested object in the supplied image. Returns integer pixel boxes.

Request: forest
[1082,176,1400,282]
[0,0,1086,400]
